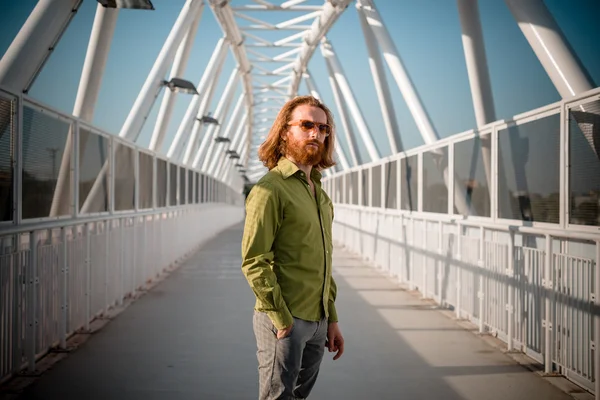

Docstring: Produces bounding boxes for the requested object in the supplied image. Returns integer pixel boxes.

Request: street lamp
[197,114,219,125]
[96,0,154,9]
[161,77,198,94]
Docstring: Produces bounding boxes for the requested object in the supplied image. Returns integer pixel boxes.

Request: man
[241,95,344,400]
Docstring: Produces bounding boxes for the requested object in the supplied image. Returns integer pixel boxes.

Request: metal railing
[325,88,600,397]
[0,85,247,384]
[332,205,599,394]
[0,204,244,384]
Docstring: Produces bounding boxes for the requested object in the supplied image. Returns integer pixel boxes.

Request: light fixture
[161,77,198,94]
[97,0,154,10]
[198,114,219,125]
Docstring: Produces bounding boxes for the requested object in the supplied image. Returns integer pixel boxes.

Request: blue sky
[1,0,599,164]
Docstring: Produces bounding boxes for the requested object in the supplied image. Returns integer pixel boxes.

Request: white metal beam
[208,93,246,175]
[274,30,309,47]
[120,0,201,142]
[275,11,321,29]
[150,2,204,152]
[457,0,494,206]
[193,68,240,170]
[357,2,402,154]
[235,11,277,29]
[232,5,322,12]
[50,3,118,217]
[169,37,228,162]
[242,31,274,46]
[0,0,83,93]
[287,0,352,97]
[358,0,438,145]
[321,40,380,162]
[80,0,200,214]
[304,71,350,171]
[505,0,594,99]
[208,0,255,176]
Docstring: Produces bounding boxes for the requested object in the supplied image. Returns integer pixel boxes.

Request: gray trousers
[253,311,328,400]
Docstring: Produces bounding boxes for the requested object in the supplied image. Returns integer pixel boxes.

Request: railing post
[132,217,137,293]
[456,222,462,319]
[507,229,515,351]
[119,219,125,305]
[142,217,147,287]
[422,221,428,299]
[60,227,68,349]
[595,240,599,400]
[399,214,404,284]
[26,231,37,372]
[85,223,91,331]
[105,221,109,313]
[478,226,485,334]
[438,220,443,304]
[409,217,415,290]
[544,233,554,374]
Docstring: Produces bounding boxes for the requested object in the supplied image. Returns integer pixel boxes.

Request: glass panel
[343,173,350,204]
[200,174,205,202]
[422,149,448,214]
[349,171,358,205]
[179,166,186,205]
[22,105,72,219]
[169,163,177,206]
[498,114,560,223]
[0,96,15,222]
[156,158,167,208]
[195,172,199,204]
[138,151,153,209]
[372,165,382,208]
[113,142,135,211]
[79,128,109,213]
[385,160,397,209]
[188,170,193,204]
[335,176,342,203]
[361,169,369,206]
[453,136,491,217]
[400,155,418,211]
[569,101,600,226]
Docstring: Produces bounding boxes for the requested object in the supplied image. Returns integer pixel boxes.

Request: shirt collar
[276,157,322,182]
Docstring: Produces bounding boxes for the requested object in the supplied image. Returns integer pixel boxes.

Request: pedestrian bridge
[0,1,599,399]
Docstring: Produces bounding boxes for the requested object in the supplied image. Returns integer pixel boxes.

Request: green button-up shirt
[241,157,337,330]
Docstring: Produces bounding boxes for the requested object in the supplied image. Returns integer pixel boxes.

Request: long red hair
[258,95,336,171]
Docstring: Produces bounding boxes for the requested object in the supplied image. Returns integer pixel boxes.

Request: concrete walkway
[15,223,576,400]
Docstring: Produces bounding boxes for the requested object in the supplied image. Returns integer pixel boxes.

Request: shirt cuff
[327,300,338,323]
[267,308,294,330]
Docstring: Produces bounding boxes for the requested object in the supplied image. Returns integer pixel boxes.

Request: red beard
[284,135,324,166]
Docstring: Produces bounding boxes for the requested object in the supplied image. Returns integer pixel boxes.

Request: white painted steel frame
[320,40,380,162]
[208,93,247,176]
[120,0,202,142]
[179,38,229,164]
[356,2,402,154]
[150,2,205,152]
[0,0,83,94]
[50,4,119,217]
[0,84,243,226]
[325,86,600,398]
[302,71,350,171]
[193,68,240,170]
[505,0,594,99]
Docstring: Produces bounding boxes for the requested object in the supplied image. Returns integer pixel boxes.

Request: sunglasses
[288,119,331,137]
